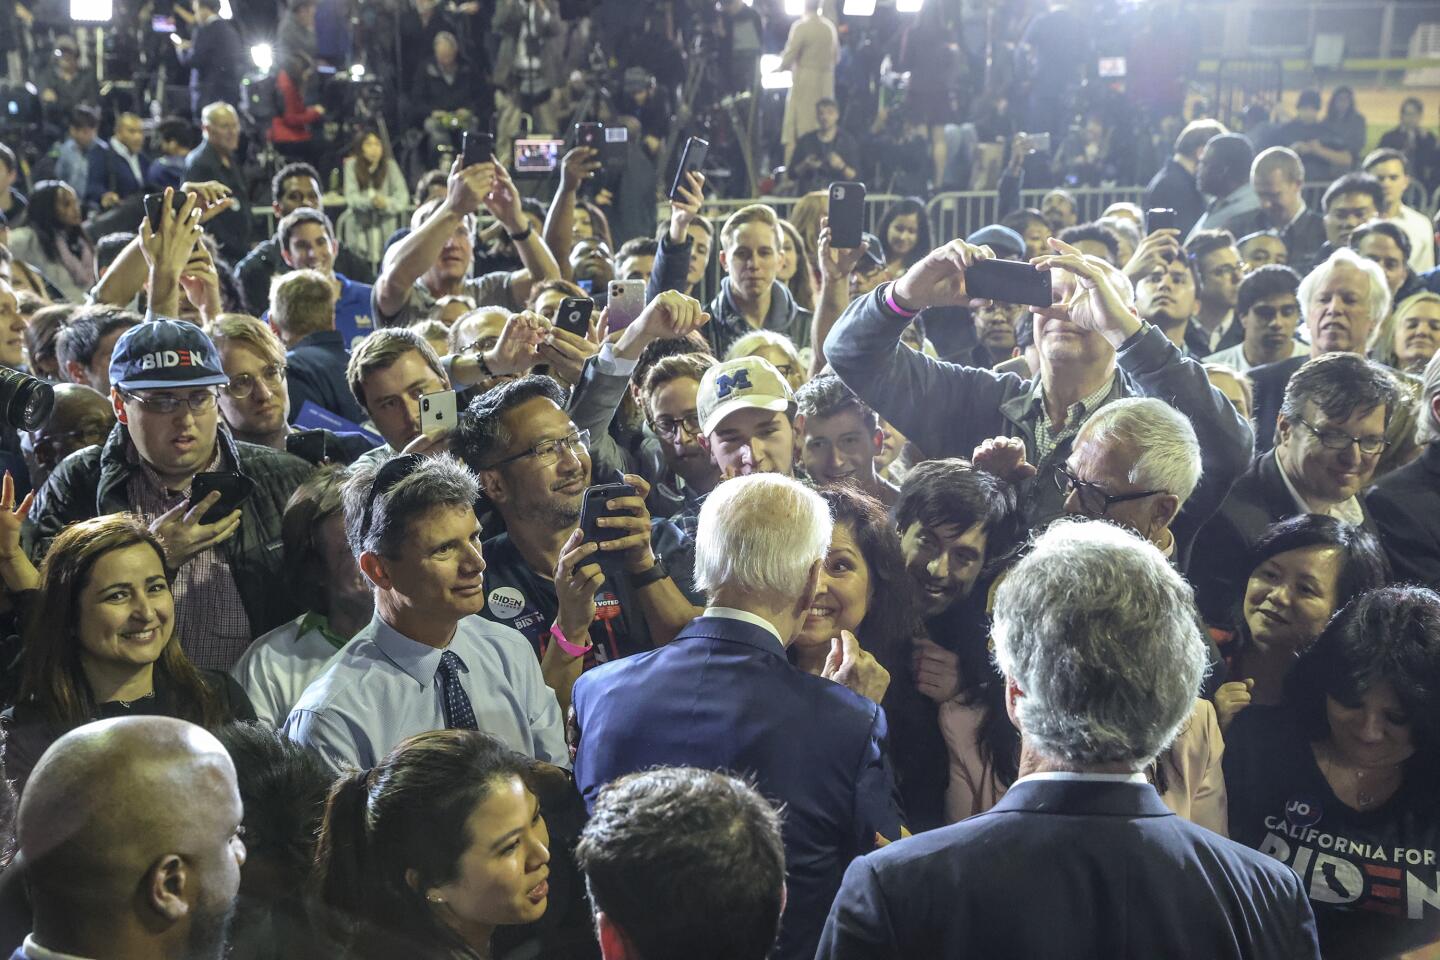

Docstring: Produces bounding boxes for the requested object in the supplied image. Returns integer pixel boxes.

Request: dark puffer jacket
[22,423,313,638]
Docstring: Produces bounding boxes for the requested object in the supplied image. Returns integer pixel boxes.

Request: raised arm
[809,217,867,377]
[375,157,495,317]
[486,161,559,305]
[647,170,705,302]
[543,146,601,281]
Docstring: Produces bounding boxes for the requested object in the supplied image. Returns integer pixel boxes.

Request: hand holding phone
[554,297,594,337]
[1145,208,1179,235]
[461,131,495,168]
[606,280,646,331]
[670,136,710,201]
[188,471,255,525]
[285,429,328,465]
[964,258,1053,308]
[579,482,639,545]
[828,181,866,249]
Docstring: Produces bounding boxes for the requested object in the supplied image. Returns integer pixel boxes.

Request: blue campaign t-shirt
[262,272,374,350]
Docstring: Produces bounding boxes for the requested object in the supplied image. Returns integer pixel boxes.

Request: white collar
[22,936,99,960]
[1014,771,1149,787]
[110,137,135,160]
[702,606,785,646]
[1284,200,1309,231]
[1276,450,1363,522]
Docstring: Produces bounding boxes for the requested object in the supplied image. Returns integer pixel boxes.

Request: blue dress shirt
[283,612,568,770]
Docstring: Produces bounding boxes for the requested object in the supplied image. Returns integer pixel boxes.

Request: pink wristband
[550,622,593,658]
[883,283,919,319]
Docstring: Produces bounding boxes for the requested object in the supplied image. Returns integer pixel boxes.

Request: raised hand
[554,528,603,642]
[971,436,1036,485]
[445,154,497,217]
[1122,228,1183,286]
[0,472,37,593]
[817,217,869,281]
[560,146,602,195]
[138,187,202,276]
[486,310,551,376]
[1030,236,1139,346]
[892,239,995,311]
[911,636,962,703]
[668,171,705,243]
[149,492,242,568]
[591,475,659,575]
[631,289,710,341]
[1215,678,1255,732]
[822,630,892,704]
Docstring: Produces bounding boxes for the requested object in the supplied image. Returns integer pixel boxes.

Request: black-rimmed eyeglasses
[1055,463,1166,516]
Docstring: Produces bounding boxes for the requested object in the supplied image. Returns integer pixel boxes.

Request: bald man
[15,716,246,960]
[22,383,116,489]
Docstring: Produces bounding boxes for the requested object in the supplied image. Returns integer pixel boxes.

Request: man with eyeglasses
[24,319,314,671]
[826,237,1254,533]
[453,373,695,710]
[639,352,721,520]
[1182,230,1246,356]
[1205,265,1307,373]
[1191,352,1398,625]
[284,454,567,771]
[21,383,116,490]
[210,313,374,465]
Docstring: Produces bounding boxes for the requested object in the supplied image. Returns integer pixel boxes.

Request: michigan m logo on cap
[714,369,753,400]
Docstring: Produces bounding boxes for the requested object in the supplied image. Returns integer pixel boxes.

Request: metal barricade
[701,193,907,234]
[926,187,1150,242]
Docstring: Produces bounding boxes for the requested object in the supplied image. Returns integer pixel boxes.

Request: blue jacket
[85,141,149,210]
[571,614,902,960]
[285,329,367,426]
[817,777,1321,960]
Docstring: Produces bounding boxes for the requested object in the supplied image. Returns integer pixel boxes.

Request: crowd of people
[1,1,1440,960]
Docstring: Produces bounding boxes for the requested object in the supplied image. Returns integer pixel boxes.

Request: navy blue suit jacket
[84,142,149,209]
[817,777,1321,960]
[571,614,902,960]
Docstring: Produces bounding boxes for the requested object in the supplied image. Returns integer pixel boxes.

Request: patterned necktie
[437,650,478,731]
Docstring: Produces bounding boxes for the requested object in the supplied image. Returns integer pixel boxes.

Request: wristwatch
[507,224,534,242]
[627,557,670,589]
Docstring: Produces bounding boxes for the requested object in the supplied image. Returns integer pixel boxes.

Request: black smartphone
[579,482,638,545]
[828,181,866,249]
[965,258,1054,308]
[575,122,604,155]
[189,471,255,525]
[555,297,594,337]
[669,136,710,201]
[143,191,187,232]
[1145,208,1179,235]
[461,131,495,168]
[285,429,328,465]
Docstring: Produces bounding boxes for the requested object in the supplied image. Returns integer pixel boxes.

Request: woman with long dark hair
[341,128,410,268]
[777,218,816,314]
[1226,585,1440,958]
[790,485,949,829]
[0,511,253,794]
[1323,85,1368,173]
[314,729,552,959]
[6,180,94,302]
[875,198,931,280]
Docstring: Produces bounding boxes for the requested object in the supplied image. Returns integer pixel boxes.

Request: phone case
[190,472,254,525]
[828,181,866,249]
[556,297,594,337]
[965,259,1053,307]
[669,137,710,200]
[606,281,646,331]
[579,483,637,544]
[462,132,494,167]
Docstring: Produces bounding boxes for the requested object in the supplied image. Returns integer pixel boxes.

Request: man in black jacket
[1190,352,1396,624]
[24,318,313,671]
[183,103,252,263]
[175,0,245,117]
[1142,119,1225,239]
[1366,356,1440,587]
[646,170,713,304]
[1233,147,1328,276]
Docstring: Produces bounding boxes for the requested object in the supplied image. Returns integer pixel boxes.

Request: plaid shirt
[126,444,253,671]
[1030,375,1116,463]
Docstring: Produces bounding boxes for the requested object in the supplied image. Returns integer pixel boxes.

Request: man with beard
[1187,135,1260,241]
[15,716,246,960]
[454,322,704,706]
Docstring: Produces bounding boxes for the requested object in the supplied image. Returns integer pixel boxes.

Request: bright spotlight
[784,0,804,14]
[250,43,273,73]
[69,0,113,22]
[843,0,876,15]
[219,0,232,16]
[760,53,792,90]
[896,0,924,11]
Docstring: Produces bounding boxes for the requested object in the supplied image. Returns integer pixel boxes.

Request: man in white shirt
[1364,147,1436,273]
[1205,263,1308,373]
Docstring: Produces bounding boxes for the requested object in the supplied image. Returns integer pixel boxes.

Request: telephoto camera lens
[0,368,56,431]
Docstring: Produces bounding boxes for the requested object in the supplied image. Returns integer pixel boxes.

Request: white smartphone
[606,279,646,332]
[419,390,458,437]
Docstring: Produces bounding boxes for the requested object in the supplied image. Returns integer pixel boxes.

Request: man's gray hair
[1075,398,1202,507]
[200,101,236,125]
[1297,247,1391,350]
[991,519,1209,768]
[693,474,832,604]
[1420,348,1440,445]
[342,455,480,561]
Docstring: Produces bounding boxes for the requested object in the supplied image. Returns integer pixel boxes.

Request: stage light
[896,0,924,11]
[349,64,366,80]
[761,53,792,90]
[219,0,232,17]
[784,0,804,14]
[842,0,876,15]
[69,0,113,22]
[251,43,273,73]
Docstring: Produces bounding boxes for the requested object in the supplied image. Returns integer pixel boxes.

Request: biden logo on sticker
[487,586,526,620]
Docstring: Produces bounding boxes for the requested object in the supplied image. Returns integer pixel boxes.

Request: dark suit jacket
[571,615,902,960]
[816,777,1320,960]
[1366,442,1440,587]
[1234,208,1328,276]
[1189,449,1378,624]
[1249,354,1306,454]
[286,329,367,426]
[1143,156,1206,237]
[183,141,252,264]
[84,142,150,209]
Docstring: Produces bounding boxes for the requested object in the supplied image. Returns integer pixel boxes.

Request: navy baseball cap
[858,231,886,272]
[109,318,230,391]
[966,224,1026,260]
